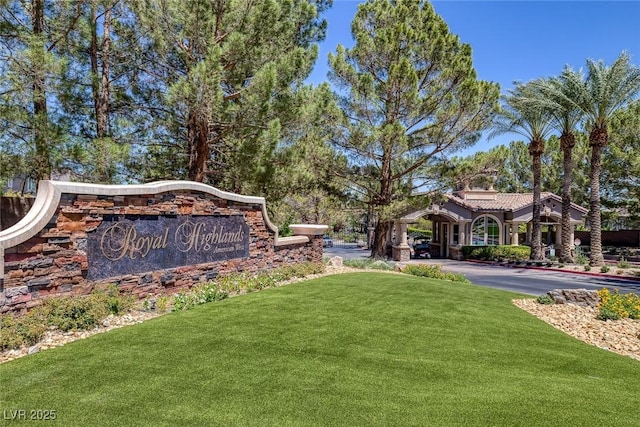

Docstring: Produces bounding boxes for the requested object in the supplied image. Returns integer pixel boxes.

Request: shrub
[575,253,588,265]
[535,294,554,305]
[597,288,640,320]
[584,265,591,272]
[42,295,108,332]
[172,283,228,312]
[461,245,530,261]
[175,262,325,310]
[403,264,469,283]
[617,257,630,269]
[92,285,135,315]
[0,308,48,351]
[600,265,610,273]
[343,258,393,270]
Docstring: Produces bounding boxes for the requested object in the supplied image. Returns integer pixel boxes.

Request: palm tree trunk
[530,154,543,260]
[529,141,545,260]
[559,133,575,263]
[588,129,607,266]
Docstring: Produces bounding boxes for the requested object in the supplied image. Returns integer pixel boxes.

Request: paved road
[324,247,640,296]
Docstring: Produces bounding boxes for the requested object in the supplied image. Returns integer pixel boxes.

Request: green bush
[407,227,432,239]
[461,245,530,261]
[0,308,48,351]
[177,262,325,310]
[535,294,554,305]
[402,264,470,283]
[617,257,630,269]
[343,258,393,270]
[42,296,108,332]
[1,285,137,350]
[600,265,610,273]
[92,285,136,315]
[584,265,591,272]
[575,253,588,265]
[172,283,229,311]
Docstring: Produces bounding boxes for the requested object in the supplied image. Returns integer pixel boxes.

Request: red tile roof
[447,192,586,212]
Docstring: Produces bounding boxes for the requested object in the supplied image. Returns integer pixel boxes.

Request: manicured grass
[1,273,639,426]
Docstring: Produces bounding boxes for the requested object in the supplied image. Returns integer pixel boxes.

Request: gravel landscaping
[513,298,640,361]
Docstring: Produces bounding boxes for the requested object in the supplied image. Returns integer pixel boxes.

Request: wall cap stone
[289,224,328,236]
[275,236,309,246]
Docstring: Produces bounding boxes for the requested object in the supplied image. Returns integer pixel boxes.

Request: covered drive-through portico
[390,188,588,262]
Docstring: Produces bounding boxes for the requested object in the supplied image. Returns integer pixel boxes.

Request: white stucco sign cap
[289,224,328,236]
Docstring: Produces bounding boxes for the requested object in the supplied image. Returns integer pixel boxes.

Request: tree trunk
[187,108,210,182]
[371,219,390,259]
[588,126,607,266]
[32,0,50,180]
[370,150,394,258]
[529,141,544,260]
[90,2,112,183]
[96,5,111,139]
[559,132,575,263]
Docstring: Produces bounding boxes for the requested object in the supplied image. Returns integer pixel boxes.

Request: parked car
[322,236,334,248]
[412,239,431,259]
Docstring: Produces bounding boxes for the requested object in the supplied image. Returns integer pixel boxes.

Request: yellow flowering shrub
[597,288,640,320]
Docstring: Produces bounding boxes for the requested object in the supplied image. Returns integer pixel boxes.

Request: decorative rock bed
[514,298,640,361]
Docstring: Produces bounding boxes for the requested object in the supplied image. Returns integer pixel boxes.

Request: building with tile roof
[391,187,588,261]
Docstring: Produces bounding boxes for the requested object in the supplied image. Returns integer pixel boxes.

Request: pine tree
[127,0,331,194]
[328,0,499,257]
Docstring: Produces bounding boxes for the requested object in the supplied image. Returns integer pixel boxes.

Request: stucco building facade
[391,188,588,261]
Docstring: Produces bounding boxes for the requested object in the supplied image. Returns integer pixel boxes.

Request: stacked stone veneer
[1,181,326,313]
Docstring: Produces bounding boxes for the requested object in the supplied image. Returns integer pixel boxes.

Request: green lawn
[1,273,638,426]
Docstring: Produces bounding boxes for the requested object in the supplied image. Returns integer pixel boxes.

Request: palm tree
[572,52,640,266]
[490,82,556,260]
[530,71,584,263]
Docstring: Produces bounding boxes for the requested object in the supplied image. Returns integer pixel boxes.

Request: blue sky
[307,0,640,155]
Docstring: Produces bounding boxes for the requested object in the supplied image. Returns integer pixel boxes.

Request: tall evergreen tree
[328,0,499,258]
[127,0,330,194]
[0,0,81,182]
[57,0,137,183]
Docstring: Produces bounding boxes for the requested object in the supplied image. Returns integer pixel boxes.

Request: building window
[471,216,500,246]
[452,224,459,245]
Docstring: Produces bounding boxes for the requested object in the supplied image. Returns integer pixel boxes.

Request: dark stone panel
[87,215,250,280]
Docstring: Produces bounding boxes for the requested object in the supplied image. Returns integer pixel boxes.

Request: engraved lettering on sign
[87,215,250,281]
[100,222,169,261]
[175,222,245,253]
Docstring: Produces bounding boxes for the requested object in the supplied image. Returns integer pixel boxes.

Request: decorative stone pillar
[570,225,575,246]
[289,224,330,262]
[511,222,520,246]
[526,222,532,244]
[460,223,467,246]
[392,220,411,262]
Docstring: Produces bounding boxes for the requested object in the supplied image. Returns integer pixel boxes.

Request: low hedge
[461,245,531,261]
